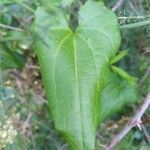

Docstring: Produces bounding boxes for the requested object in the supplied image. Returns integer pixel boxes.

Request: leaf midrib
[73,35,84,149]
[53,29,101,148]
[53,23,113,148]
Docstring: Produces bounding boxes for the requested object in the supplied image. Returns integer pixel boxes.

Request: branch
[112,0,125,12]
[0,23,24,32]
[106,93,150,150]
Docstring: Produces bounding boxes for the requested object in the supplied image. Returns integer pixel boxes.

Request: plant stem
[16,2,35,13]
[118,15,150,20]
[112,0,125,12]
[9,0,35,13]
[120,19,150,29]
[118,16,145,19]
[0,37,27,42]
[0,23,24,32]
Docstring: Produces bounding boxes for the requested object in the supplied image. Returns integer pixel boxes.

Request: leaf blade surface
[34,1,121,149]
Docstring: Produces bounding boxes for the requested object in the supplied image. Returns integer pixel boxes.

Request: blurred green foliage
[101,71,137,122]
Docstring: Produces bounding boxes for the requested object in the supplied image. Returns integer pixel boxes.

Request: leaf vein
[73,35,84,149]
[79,27,114,51]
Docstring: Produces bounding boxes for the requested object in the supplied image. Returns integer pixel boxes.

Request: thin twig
[16,2,35,13]
[118,15,150,20]
[112,0,125,12]
[9,0,35,13]
[20,15,34,26]
[58,143,68,150]
[0,37,26,42]
[128,1,135,10]
[26,64,40,70]
[141,124,150,143]
[0,23,24,32]
[118,16,145,19]
[139,66,150,86]
[106,93,150,150]
[120,19,150,29]
[21,112,33,135]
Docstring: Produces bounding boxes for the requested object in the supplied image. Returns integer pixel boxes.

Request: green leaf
[34,0,121,149]
[0,49,25,69]
[110,50,128,64]
[101,71,137,121]
[111,65,138,84]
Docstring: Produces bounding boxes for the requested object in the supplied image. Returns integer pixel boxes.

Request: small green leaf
[101,72,137,121]
[111,65,138,84]
[110,50,128,64]
[0,49,25,69]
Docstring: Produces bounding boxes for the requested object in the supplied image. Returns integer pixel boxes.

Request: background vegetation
[0,0,150,149]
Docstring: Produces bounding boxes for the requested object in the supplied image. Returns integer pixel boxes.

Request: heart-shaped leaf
[34,0,121,149]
